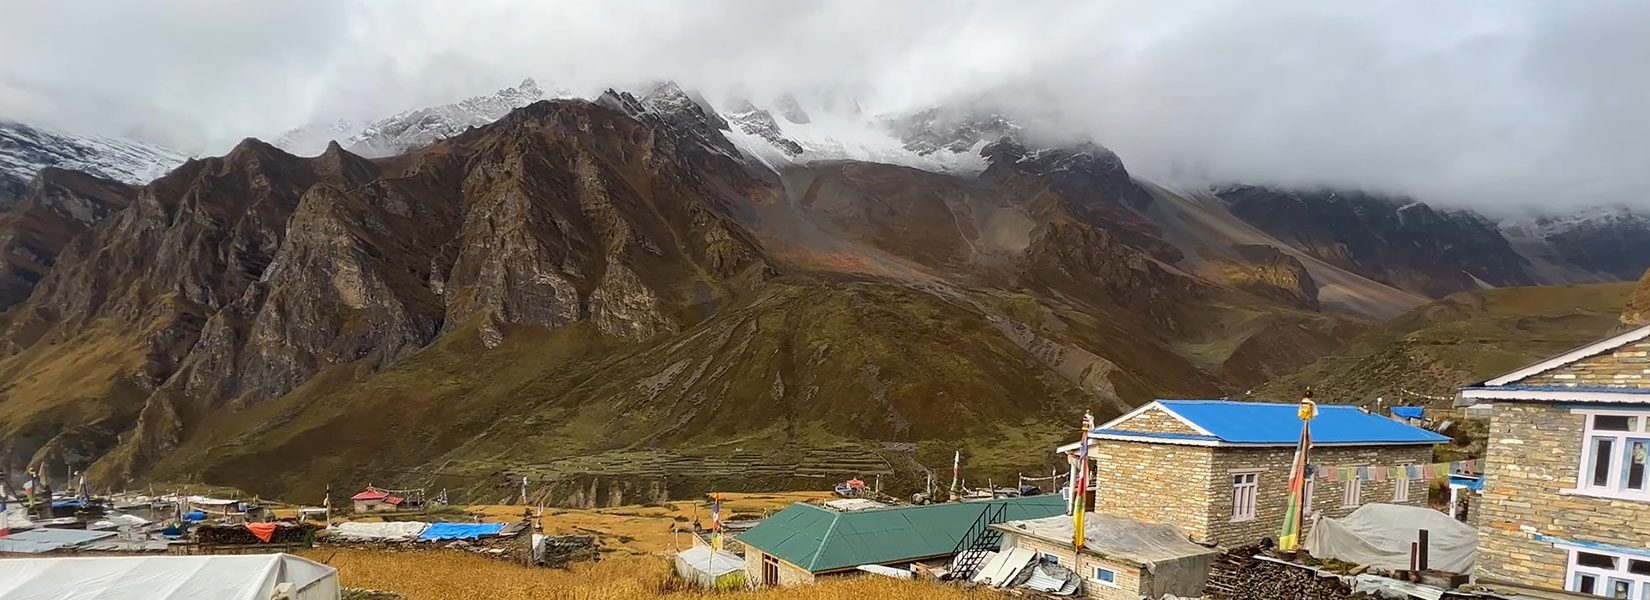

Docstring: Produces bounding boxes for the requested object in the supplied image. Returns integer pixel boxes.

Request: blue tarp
[1448,475,1484,492]
[183,511,208,521]
[50,499,84,509]
[418,522,507,541]
[1392,406,1424,420]
[1104,400,1450,446]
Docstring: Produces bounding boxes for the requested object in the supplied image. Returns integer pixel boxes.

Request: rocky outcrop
[1623,268,1650,327]
[0,168,136,308]
[1218,186,1533,298]
[1220,244,1320,310]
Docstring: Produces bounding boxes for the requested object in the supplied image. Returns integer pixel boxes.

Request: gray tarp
[996,514,1220,598]
[1306,503,1477,574]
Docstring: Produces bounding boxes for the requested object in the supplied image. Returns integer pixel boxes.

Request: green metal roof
[736,495,1068,573]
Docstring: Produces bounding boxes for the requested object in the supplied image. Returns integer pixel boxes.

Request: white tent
[1306,503,1478,574]
[0,553,340,599]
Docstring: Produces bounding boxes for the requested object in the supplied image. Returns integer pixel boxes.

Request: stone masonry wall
[1113,407,1202,435]
[1519,340,1650,388]
[1205,445,1435,549]
[1001,531,1146,600]
[1477,402,1650,591]
[743,549,815,587]
[1090,440,1214,542]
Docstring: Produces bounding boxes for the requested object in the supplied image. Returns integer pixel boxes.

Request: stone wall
[1204,445,1434,548]
[1518,340,1650,388]
[1112,407,1202,435]
[1091,439,1214,542]
[1001,531,1146,600]
[743,549,815,587]
[1477,402,1650,591]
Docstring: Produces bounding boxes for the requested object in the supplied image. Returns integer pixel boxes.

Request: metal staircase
[948,501,1009,581]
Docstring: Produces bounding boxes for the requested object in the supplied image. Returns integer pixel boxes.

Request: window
[1575,412,1650,501]
[1344,473,1363,508]
[1394,464,1412,503]
[1040,552,1061,566]
[1232,473,1259,521]
[1303,475,1316,515]
[1567,548,1650,598]
[1094,567,1118,587]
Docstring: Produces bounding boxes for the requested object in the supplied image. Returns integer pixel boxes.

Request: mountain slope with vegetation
[1252,282,1635,405]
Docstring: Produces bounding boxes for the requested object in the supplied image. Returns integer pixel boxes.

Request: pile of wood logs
[195,523,320,545]
[1204,545,1381,600]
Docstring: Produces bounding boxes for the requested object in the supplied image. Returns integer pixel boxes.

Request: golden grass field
[295,493,1003,599]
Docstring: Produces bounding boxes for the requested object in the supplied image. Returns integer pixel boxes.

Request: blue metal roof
[1125,400,1450,446]
[1448,475,1483,492]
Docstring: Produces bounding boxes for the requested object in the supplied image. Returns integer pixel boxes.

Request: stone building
[990,513,1219,600]
[1458,324,1650,598]
[1059,400,1447,549]
[349,487,405,513]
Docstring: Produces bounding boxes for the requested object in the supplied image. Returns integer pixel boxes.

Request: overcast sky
[3,0,1647,212]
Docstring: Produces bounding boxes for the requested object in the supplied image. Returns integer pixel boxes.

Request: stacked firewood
[194,523,320,545]
[1203,545,1381,600]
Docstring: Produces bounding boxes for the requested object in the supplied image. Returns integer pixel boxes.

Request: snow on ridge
[0,120,188,202]
[273,78,574,159]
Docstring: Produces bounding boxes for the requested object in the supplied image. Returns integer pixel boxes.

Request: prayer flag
[1279,395,1316,552]
[1073,412,1094,551]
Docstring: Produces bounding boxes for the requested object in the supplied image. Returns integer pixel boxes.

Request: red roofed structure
[351,486,407,513]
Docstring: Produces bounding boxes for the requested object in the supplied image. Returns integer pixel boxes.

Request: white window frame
[1343,471,1363,508]
[1567,410,1650,503]
[1231,471,1260,522]
[1093,566,1120,588]
[1562,545,1650,599]
[1394,463,1412,503]
[1303,474,1316,516]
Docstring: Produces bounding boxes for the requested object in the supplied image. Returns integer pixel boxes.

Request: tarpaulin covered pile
[0,553,339,600]
[418,522,507,541]
[675,545,747,589]
[1306,503,1478,573]
[328,521,429,541]
[0,528,116,554]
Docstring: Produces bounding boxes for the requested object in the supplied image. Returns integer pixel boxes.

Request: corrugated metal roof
[0,528,116,554]
[1145,400,1449,446]
[737,495,1067,573]
[1466,385,1650,395]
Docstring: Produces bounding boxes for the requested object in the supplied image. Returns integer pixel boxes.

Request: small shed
[990,513,1220,600]
[675,545,748,589]
[0,553,340,599]
[738,495,1068,587]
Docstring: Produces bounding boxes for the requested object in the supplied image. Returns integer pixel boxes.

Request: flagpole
[1279,389,1317,553]
[1073,412,1094,552]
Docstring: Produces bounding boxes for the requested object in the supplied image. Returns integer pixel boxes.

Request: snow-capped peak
[0,120,188,206]
[273,78,573,159]
[713,93,999,176]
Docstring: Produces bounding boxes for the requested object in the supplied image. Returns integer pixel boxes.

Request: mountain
[1251,282,1635,405]
[0,120,185,207]
[0,90,1367,503]
[1500,205,1650,282]
[0,168,136,309]
[272,79,570,158]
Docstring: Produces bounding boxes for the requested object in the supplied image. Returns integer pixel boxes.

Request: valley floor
[299,493,996,600]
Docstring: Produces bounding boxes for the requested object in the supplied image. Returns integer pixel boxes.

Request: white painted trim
[1559,543,1650,597]
[1567,408,1650,503]
[1093,401,1217,437]
[1485,324,1650,386]
[1461,388,1650,404]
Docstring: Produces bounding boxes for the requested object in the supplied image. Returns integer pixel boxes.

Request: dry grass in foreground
[299,548,1003,600]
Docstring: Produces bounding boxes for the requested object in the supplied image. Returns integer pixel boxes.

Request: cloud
[2,0,1647,212]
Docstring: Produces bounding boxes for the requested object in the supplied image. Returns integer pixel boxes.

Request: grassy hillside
[1253,282,1634,405]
